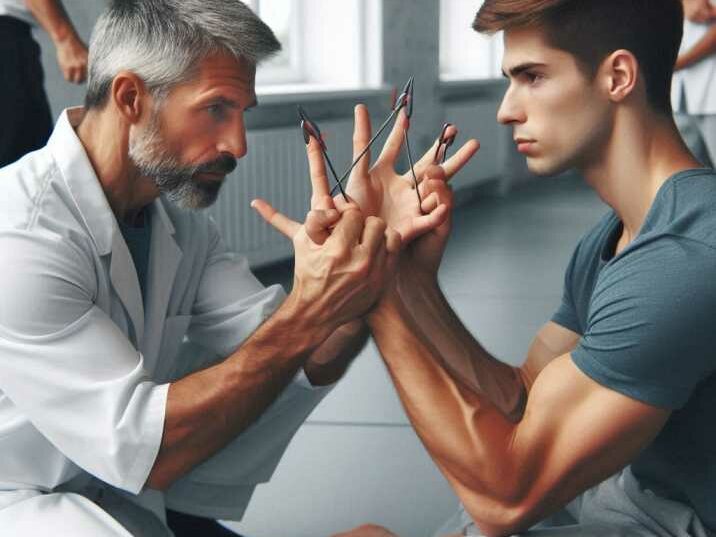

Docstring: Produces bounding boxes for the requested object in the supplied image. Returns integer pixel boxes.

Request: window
[247,0,383,92]
[439,0,503,81]
[246,0,303,84]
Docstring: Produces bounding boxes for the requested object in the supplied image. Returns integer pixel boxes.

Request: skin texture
[73,52,395,490]
[25,0,88,83]
[333,25,705,537]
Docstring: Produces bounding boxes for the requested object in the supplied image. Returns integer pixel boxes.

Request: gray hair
[85,0,281,109]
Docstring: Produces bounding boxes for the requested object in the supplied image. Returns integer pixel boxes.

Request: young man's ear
[601,49,640,105]
[110,71,149,125]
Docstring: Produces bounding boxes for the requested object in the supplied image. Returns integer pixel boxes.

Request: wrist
[277,290,338,353]
[396,267,439,299]
[50,24,78,46]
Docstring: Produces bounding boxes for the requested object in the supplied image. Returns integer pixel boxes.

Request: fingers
[330,207,365,246]
[384,227,402,254]
[376,109,409,166]
[351,104,373,181]
[414,124,459,173]
[442,139,480,181]
[251,198,301,239]
[359,216,388,258]
[305,208,340,245]
[305,136,332,208]
[403,205,449,243]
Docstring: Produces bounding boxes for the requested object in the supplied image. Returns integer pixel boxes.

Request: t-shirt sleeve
[551,242,583,334]
[571,237,716,409]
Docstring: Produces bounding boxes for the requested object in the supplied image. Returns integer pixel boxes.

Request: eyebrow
[502,62,547,78]
[209,95,258,111]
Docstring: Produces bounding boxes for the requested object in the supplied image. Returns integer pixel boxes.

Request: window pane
[439,0,501,80]
[257,0,294,70]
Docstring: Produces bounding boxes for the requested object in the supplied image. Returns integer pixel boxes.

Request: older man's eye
[207,104,227,120]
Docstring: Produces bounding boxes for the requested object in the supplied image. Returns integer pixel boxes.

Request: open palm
[342,104,479,246]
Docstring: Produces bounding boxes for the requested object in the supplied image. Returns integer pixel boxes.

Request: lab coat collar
[47,107,116,256]
[48,107,146,346]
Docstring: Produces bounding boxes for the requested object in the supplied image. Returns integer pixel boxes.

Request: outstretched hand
[342,104,479,246]
[251,136,401,333]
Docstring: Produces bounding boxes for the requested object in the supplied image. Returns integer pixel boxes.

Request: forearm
[676,25,716,70]
[396,271,526,420]
[303,320,369,386]
[24,0,79,44]
[367,290,525,514]
[147,296,323,489]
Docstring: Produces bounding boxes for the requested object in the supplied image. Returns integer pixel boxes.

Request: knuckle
[365,216,386,232]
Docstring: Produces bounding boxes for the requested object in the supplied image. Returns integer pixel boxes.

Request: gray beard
[128,115,226,210]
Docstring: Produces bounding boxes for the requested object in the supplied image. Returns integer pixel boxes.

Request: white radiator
[209,118,356,267]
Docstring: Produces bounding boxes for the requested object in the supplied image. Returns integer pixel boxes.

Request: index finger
[376,109,409,167]
[305,136,332,208]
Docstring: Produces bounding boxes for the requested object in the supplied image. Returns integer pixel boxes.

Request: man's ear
[109,71,148,125]
[601,49,640,105]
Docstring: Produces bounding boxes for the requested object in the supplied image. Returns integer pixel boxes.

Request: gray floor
[236,174,610,537]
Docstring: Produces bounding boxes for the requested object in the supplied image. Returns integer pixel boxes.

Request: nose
[496,85,526,125]
[218,114,248,159]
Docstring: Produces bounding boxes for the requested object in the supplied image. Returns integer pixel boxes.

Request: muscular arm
[148,295,324,490]
[675,23,716,70]
[368,277,669,537]
[396,271,579,419]
[24,0,87,83]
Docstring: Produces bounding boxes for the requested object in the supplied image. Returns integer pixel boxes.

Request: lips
[515,138,536,154]
[196,155,238,176]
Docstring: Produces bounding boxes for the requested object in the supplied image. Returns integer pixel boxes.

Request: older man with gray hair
[0,1,419,535]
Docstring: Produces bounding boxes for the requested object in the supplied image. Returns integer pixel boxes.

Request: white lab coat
[0,108,333,535]
[672,19,716,115]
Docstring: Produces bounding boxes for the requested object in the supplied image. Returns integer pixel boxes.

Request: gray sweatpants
[434,467,713,537]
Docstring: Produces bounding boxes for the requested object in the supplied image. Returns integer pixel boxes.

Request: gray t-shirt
[552,168,716,531]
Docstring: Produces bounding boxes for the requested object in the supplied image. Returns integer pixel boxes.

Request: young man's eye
[525,72,543,84]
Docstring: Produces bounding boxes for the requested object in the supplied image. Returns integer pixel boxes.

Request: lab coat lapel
[109,230,145,347]
[142,199,183,368]
[47,107,145,347]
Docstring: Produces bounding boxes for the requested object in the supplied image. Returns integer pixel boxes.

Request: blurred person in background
[0,0,87,167]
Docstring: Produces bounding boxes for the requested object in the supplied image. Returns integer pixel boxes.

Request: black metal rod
[323,150,348,202]
[329,104,403,196]
[404,131,424,214]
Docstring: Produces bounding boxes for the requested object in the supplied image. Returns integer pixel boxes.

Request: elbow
[145,462,181,492]
[466,501,532,537]
[459,478,534,537]
[145,472,172,492]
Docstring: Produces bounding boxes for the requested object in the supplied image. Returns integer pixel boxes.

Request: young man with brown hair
[320,0,716,536]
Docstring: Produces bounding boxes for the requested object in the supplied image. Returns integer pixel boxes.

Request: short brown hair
[474,0,683,116]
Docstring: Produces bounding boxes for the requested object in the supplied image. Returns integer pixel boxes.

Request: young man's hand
[342,104,479,248]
